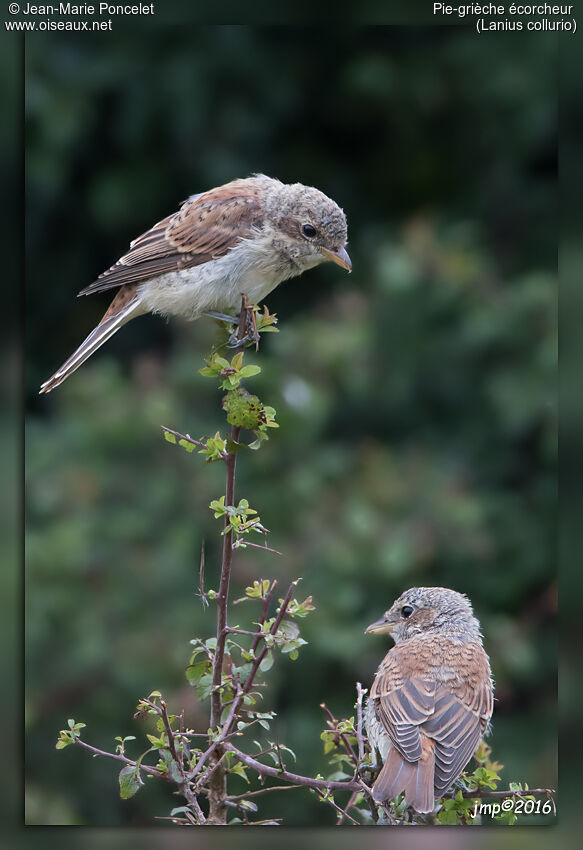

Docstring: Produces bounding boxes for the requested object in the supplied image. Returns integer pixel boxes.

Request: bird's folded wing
[372,669,437,763]
[425,674,493,795]
[78,181,264,296]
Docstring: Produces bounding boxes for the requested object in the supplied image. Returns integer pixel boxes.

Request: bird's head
[264,180,351,274]
[365,586,481,644]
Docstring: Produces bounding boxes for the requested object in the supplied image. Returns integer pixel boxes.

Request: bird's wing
[371,664,437,762]
[78,179,264,296]
[425,652,493,795]
[372,641,492,792]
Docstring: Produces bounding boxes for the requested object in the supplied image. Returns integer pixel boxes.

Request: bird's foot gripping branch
[55,297,555,825]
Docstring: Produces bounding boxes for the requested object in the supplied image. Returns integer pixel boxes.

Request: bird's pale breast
[137,234,296,320]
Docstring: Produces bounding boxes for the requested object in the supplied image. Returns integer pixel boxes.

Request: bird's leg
[204,310,240,325]
[226,299,259,348]
[356,749,378,789]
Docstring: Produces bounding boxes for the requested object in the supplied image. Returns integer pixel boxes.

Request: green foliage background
[25,27,557,825]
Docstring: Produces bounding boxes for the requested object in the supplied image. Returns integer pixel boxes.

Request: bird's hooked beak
[320,245,352,273]
[365,615,398,635]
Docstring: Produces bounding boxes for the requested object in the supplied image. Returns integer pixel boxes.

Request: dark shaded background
[25,26,557,825]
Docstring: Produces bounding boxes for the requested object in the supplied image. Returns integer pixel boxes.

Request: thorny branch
[206,295,252,821]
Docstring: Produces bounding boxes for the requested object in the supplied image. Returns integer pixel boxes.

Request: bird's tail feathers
[372,741,436,814]
[39,292,144,394]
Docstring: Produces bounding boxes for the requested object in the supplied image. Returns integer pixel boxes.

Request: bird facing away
[40,174,351,393]
[364,587,493,814]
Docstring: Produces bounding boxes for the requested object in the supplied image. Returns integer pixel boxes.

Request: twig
[233,540,284,556]
[161,426,210,453]
[189,685,243,783]
[274,738,286,773]
[224,627,268,638]
[337,790,360,825]
[240,580,300,702]
[249,580,278,656]
[445,787,557,803]
[355,682,367,765]
[71,737,163,778]
[320,702,357,763]
[225,742,362,794]
[198,539,207,606]
[318,789,359,826]
[209,427,241,730]
[227,784,303,802]
[159,699,181,768]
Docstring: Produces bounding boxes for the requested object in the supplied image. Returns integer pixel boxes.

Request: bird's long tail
[372,739,436,814]
[39,287,145,394]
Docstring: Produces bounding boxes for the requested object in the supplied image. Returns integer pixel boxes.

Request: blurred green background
[25,27,557,825]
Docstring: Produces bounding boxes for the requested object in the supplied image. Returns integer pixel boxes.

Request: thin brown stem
[206,297,254,824]
[71,737,163,778]
[226,784,303,801]
[161,426,212,454]
[160,699,181,768]
[240,579,300,702]
[249,580,278,656]
[226,742,362,794]
[320,702,358,763]
[355,682,367,765]
[336,790,360,825]
[209,430,240,730]
[190,686,242,784]
[321,790,359,826]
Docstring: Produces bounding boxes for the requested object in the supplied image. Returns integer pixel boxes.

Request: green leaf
[259,651,274,672]
[185,660,212,686]
[229,761,249,782]
[163,431,177,444]
[194,673,214,701]
[239,365,261,379]
[226,436,249,454]
[119,765,143,799]
[231,352,244,371]
[179,439,196,453]
[245,579,270,598]
[55,734,72,749]
[167,760,183,783]
[146,733,166,749]
[438,808,460,825]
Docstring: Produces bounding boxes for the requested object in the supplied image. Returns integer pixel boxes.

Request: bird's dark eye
[302,224,317,238]
[401,605,414,618]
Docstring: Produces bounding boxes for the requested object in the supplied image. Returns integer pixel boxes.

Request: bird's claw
[225,302,259,349]
[227,329,256,348]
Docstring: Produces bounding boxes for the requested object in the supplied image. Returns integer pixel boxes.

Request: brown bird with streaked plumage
[364,587,494,814]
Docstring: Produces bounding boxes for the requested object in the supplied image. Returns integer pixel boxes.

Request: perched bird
[364,587,493,814]
[40,174,351,393]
